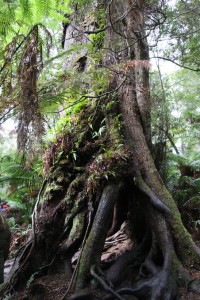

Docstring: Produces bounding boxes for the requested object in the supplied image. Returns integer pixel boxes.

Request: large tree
[1,0,200,299]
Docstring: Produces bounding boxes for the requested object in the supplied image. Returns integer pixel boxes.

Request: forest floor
[3,226,200,300]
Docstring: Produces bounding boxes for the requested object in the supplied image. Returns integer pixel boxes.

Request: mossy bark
[106,0,200,267]
[75,183,122,289]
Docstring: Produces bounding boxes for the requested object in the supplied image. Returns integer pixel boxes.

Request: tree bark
[107,0,200,266]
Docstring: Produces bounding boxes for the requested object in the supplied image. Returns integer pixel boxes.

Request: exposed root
[134,171,171,216]
[102,205,198,300]
[102,222,133,262]
[90,265,124,300]
[188,279,200,295]
[106,230,151,286]
[69,291,95,300]
[61,202,94,299]
[139,247,159,276]
[102,263,187,300]
[75,183,123,289]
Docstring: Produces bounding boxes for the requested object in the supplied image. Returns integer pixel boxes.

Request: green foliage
[166,152,200,207]
[69,0,93,5]
[160,0,200,69]
[0,153,43,224]
[151,67,200,161]
[86,150,128,192]
[0,0,66,45]
[165,152,200,231]
[167,69,200,155]
[89,118,106,139]
[1,0,199,231]
[1,293,12,300]
[0,0,109,142]
[88,8,105,52]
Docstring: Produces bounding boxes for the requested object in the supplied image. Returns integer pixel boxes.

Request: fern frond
[35,0,51,18]
[0,156,42,190]
[0,9,14,36]
[19,0,33,20]
[189,160,200,172]
[167,152,187,165]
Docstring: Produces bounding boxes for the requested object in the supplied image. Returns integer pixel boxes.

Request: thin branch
[101,30,151,56]
[173,3,200,19]
[82,26,110,35]
[163,130,179,155]
[0,27,35,76]
[32,179,47,230]
[75,2,134,35]
[152,56,200,72]
[91,264,124,300]
[0,104,19,124]
[108,0,133,40]
[47,77,127,114]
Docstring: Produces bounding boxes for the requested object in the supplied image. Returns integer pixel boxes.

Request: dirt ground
[4,272,200,300]
[3,228,200,299]
[3,263,200,300]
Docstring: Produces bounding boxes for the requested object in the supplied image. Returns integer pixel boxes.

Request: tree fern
[0,156,42,190]
[18,0,33,21]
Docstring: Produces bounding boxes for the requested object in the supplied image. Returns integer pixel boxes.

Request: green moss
[56,176,65,183]
[59,159,69,165]
[44,183,63,200]
[64,211,85,248]
[52,167,64,177]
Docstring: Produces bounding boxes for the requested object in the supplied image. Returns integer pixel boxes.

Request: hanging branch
[17,25,45,153]
[0,27,36,78]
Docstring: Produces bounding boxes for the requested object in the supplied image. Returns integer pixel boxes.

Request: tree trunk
[1,1,200,299]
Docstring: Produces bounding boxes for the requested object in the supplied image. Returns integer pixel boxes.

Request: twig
[19,179,47,268]
[90,264,125,300]
[152,56,200,72]
[0,27,35,77]
[32,179,47,233]
[0,104,19,124]
[48,77,127,114]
